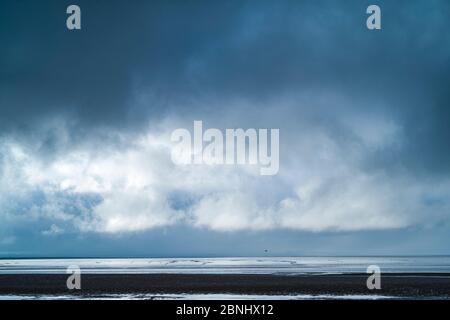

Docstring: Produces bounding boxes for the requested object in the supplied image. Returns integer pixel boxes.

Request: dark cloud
[1,0,450,255]
[1,1,449,173]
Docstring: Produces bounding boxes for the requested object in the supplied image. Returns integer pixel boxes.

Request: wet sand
[1,273,450,298]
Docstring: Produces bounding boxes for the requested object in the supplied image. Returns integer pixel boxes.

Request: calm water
[0,293,401,300]
[1,256,450,274]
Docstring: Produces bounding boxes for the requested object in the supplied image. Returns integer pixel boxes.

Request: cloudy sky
[1,0,450,257]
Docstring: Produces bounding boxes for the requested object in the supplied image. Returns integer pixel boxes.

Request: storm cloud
[1,0,450,255]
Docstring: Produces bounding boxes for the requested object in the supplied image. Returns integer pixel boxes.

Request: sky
[1,0,450,257]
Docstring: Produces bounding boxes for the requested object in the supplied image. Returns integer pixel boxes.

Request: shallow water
[1,256,450,274]
[0,293,401,300]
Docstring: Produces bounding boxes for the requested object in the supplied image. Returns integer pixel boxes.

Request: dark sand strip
[0,273,450,298]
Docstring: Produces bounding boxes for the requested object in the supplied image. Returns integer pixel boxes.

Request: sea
[1,256,449,300]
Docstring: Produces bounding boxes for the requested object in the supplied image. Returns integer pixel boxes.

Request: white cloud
[192,192,274,231]
[0,115,449,234]
[42,224,64,236]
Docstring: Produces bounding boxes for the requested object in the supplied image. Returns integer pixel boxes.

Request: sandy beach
[1,273,449,299]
